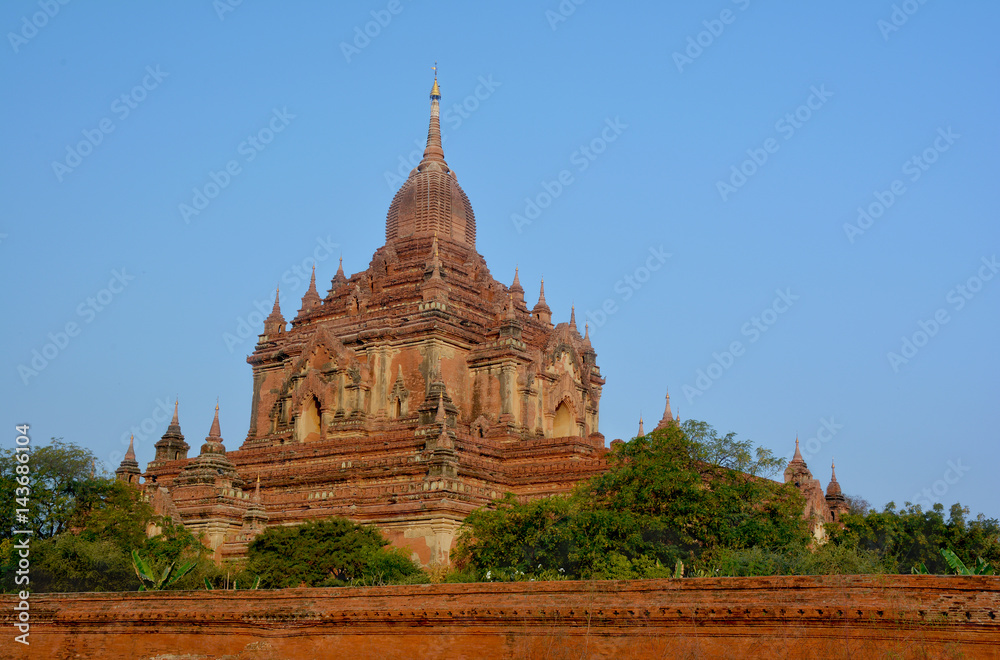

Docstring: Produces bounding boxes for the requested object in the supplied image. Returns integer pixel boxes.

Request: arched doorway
[296,397,322,442]
[553,401,574,437]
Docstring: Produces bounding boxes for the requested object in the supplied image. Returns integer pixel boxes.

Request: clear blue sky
[2,1,997,518]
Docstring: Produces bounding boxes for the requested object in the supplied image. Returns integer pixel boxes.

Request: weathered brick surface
[3,575,998,659]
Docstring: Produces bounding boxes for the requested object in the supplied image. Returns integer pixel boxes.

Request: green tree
[246,517,423,588]
[1,471,213,593]
[582,421,808,553]
[0,438,99,540]
[454,421,810,580]
[827,502,1000,574]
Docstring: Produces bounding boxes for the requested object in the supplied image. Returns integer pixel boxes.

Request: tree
[0,438,99,540]
[454,420,810,580]
[246,518,423,588]
[1,468,213,593]
[581,421,808,553]
[827,502,1000,574]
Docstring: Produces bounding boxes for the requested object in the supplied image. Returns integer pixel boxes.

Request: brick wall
[2,575,998,659]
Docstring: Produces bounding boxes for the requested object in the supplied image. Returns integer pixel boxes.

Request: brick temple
[117,75,608,564]
[116,75,848,564]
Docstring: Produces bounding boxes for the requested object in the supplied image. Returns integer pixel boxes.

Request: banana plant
[941,549,995,576]
[131,549,197,591]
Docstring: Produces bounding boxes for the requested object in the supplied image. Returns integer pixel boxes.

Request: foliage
[0,438,99,540]
[845,494,870,516]
[131,549,197,591]
[826,502,1000,575]
[941,548,995,576]
[0,457,213,593]
[696,544,893,577]
[246,517,422,588]
[454,421,810,580]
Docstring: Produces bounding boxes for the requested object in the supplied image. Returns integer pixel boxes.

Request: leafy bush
[246,518,422,588]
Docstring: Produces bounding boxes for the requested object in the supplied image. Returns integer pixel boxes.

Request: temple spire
[792,435,804,463]
[124,433,136,461]
[170,399,179,427]
[299,264,321,313]
[116,433,140,484]
[421,65,445,164]
[533,278,552,325]
[655,390,674,430]
[569,305,577,332]
[637,416,645,437]
[209,403,221,439]
[265,287,285,335]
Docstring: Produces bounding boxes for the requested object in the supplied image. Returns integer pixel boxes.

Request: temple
[132,74,607,564]
[121,75,849,564]
[783,437,851,538]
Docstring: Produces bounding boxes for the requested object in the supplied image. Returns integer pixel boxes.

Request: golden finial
[430,62,440,98]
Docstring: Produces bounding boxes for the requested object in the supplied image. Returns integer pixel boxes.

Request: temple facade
[130,76,608,564]
[120,76,850,564]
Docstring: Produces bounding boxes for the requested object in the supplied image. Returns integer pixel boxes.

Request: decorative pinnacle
[124,433,136,461]
[791,435,804,463]
[637,416,645,437]
[270,286,281,315]
[171,399,179,426]
[831,460,838,482]
[300,265,321,311]
[422,66,445,164]
[658,390,673,427]
[435,393,446,425]
[569,305,577,330]
[208,403,221,439]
